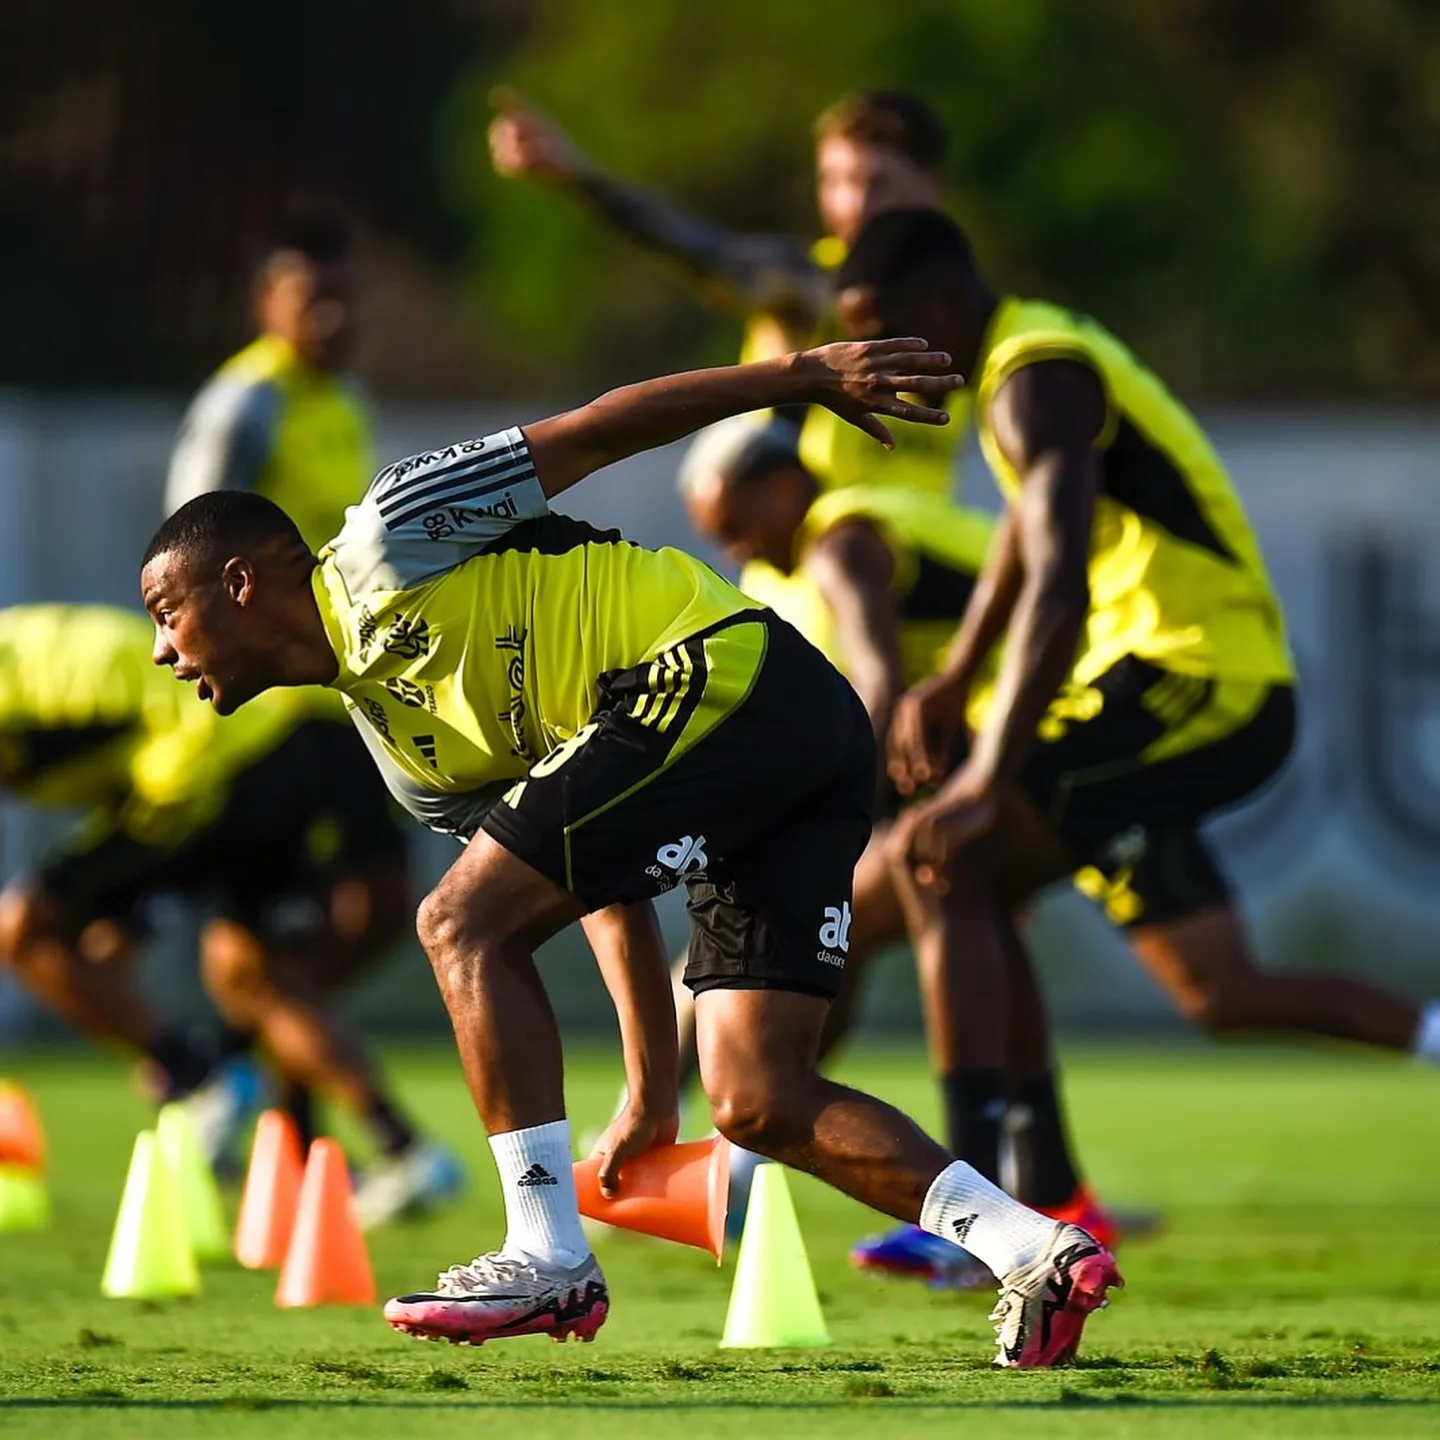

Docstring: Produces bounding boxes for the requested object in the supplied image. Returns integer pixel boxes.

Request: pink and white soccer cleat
[384,1251,609,1346]
[990,1223,1122,1368]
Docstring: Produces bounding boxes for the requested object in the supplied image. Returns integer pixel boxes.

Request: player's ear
[221,555,256,606]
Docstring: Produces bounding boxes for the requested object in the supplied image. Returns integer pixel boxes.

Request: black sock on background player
[941,1068,1007,1183]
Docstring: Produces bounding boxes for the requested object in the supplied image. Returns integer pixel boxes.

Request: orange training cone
[573,1136,730,1263]
[234,1109,303,1270]
[276,1138,376,1307]
[0,1081,45,1170]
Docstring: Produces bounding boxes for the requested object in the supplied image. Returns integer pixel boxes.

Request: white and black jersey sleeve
[325,426,550,595]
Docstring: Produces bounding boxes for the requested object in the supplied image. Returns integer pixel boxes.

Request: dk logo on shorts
[647,834,709,884]
[817,901,852,968]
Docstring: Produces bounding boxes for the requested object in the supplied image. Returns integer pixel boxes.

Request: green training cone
[719,1162,829,1348]
[157,1103,229,1262]
[102,1130,200,1298]
[0,1162,49,1231]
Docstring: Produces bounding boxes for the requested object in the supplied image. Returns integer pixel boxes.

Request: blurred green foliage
[448,0,1440,399]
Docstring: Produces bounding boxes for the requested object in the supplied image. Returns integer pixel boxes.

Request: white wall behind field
[1,391,1439,1039]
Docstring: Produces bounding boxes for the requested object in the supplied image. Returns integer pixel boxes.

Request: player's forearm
[526,355,805,496]
[966,570,1087,787]
[571,169,735,282]
[938,510,1023,691]
[584,903,680,1119]
[966,456,1093,786]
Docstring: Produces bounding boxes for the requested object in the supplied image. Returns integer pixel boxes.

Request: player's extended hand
[797,338,964,448]
[590,1105,680,1200]
[889,762,1000,891]
[489,87,589,184]
[887,671,971,796]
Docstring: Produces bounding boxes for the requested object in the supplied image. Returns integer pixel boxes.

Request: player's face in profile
[816,137,937,245]
[686,472,801,575]
[141,550,270,716]
[258,253,356,371]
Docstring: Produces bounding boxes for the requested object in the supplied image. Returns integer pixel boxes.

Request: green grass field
[2,1043,1439,1438]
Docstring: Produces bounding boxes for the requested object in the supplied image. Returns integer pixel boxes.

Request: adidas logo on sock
[516,1163,558,1187]
[952,1212,979,1244]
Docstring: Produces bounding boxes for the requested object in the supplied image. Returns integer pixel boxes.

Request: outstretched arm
[489,91,825,327]
[525,338,962,497]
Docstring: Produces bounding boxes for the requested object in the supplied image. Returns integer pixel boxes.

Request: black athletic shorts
[481,611,875,999]
[39,720,408,941]
[1017,657,1296,928]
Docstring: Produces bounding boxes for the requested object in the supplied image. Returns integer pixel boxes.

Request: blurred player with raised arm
[141,337,1121,1367]
[489,87,968,501]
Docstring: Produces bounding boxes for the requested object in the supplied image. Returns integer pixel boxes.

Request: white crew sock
[489,1120,590,1268]
[1411,1002,1440,1064]
[919,1160,1059,1278]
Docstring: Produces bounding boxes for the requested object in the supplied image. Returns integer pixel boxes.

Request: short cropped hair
[142,490,310,572]
[835,208,980,295]
[814,90,949,171]
[263,205,355,271]
[677,416,804,498]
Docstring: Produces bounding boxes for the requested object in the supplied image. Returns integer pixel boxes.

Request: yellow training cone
[157,1103,229,1263]
[0,1162,49,1231]
[719,1163,829,1348]
[102,1131,199,1298]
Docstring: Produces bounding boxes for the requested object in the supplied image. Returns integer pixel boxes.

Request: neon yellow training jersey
[974,297,1294,686]
[166,334,373,555]
[798,485,994,690]
[0,605,309,844]
[311,428,762,839]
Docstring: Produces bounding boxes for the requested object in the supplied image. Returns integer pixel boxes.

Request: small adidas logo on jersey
[656,835,708,876]
[952,1212,979,1244]
[516,1163,558,1187]
[412,734,439,768]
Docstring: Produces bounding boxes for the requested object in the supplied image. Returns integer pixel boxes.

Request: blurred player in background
[0,603,452,1225]
[489,86,968,507]
[141,337,1122,1366]
[833,210,1440,1103]
[162,210,461,1221]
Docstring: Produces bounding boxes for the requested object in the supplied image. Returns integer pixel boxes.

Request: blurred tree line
[5,0,1439,399]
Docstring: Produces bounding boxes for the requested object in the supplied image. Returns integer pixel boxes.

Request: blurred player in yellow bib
[0,603,450,1223]
[833,210,1438,1107]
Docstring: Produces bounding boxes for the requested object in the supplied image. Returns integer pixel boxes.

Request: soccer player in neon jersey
[140,337,1122,1367]
[165,210,461,1220]
[0,603,441,1214]
[830,209,1440,1103]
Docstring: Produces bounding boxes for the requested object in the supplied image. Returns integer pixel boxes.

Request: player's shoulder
[323,425,546,599]
[366,426,532,512]
[183,349,284,433]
